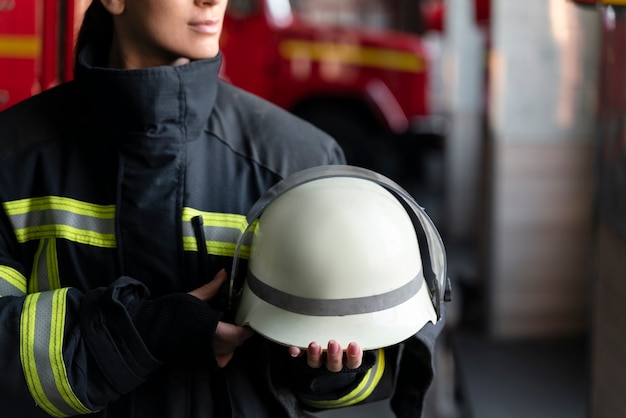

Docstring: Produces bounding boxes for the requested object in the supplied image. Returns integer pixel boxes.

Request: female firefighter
[0,0,443,417]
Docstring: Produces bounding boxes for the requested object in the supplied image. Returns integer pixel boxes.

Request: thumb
[188,268,228,302]
[215,352,234,368]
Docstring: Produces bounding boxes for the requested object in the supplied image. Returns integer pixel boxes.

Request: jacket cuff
[288,349,378,399]
[80,278,162,396]
[128,292,223,367]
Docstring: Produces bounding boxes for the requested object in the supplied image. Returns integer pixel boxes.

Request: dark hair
[73,1,113,73]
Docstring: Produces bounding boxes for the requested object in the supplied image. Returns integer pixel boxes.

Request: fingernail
[348,342,359,356]
[328,340,339,355]
[309,342,321,355]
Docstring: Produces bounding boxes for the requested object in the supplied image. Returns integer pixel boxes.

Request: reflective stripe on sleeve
[0,265,27,297]
[299,348,386,409]
[181,208,254,258]
[30,238,60,293]
[3,196,116,248]
[20,289,95,417]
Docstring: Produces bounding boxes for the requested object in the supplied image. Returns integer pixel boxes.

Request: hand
[188,269,254,367]
[213,321,254,367]
[289,340,363,372]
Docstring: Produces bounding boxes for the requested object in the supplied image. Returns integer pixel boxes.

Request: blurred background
[1,0,624,416]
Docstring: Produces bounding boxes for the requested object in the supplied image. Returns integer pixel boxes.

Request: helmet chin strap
[229,165,452,319]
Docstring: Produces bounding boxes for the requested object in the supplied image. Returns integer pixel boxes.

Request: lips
[189,19,221,34]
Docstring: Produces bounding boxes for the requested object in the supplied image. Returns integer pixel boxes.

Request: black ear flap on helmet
[229,164,452,320]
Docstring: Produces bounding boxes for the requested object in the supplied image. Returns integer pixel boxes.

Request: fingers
[289,346,302,358]
[214,322,254,353]
[215,352,234,368]
[188,268,227,301]
[345,342,363,369]
[306,342,323,368]
[213,322,255,368]
[325,340,343,372]
[187,270,253,368]
[298,341,363,372]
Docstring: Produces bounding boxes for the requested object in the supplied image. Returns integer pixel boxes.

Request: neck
[107,36,191,69]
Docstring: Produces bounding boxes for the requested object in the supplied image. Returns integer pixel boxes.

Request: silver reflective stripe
[3,196,116,248]
[20,290,94,417]
[9,210,114,233]
[247,272,421,316]
[0,265,27,297]
[181,221,248,248]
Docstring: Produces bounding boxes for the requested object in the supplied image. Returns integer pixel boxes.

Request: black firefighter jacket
[0,48,442,418]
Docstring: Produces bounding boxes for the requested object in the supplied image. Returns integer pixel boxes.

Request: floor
[424,332,589,418]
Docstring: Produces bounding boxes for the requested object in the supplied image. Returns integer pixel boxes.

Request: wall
[486,0,600,337]
[590,5,626,416]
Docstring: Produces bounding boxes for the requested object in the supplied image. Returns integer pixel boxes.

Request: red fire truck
[220,0,448,172]
[0,1,88,111]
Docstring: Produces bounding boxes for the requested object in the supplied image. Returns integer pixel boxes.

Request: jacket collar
[75,44,221,144]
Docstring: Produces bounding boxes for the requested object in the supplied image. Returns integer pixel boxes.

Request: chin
[184,44,220,60]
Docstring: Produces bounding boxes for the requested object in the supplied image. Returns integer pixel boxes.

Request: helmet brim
[234,274,437,350]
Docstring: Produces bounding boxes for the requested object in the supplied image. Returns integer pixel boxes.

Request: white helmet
[230,165,450,350]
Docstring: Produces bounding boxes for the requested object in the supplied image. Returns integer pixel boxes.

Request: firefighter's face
[103,0,228,68]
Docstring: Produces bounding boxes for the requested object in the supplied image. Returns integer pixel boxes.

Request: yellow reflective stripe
[30,239,60,293]
[181,208,254,258]
[300,349,386,409]
[0,35,40,59]
[49,290,92,415]
[4,196,116,217]
[0,265,27,297]
[181,236,250,258]
[14,224,116,248]
[3,197,116,248]
[47,239,61,291]
[30,240,44,293]
[20,290,94,417]
[182,207,248,229]
[20,293,62,417]
[279,40,426,73]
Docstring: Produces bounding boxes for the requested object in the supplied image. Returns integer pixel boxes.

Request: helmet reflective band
[234,176,438,350]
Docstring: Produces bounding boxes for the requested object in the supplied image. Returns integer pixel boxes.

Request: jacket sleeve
[0,249,221,417]
[0,263,158,416]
